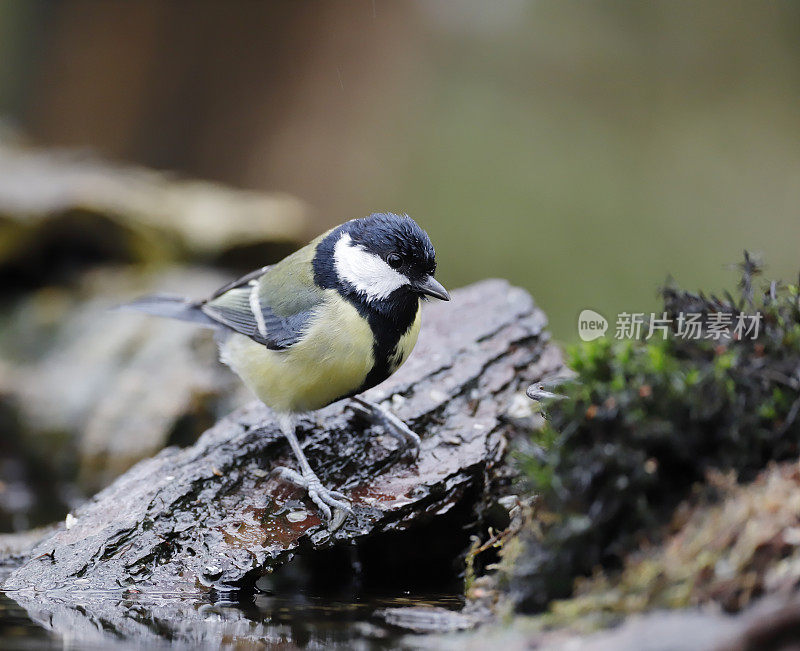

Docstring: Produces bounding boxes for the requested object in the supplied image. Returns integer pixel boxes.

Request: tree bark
[4,279,562,595]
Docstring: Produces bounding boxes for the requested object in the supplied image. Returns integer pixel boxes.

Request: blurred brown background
[2,0,800,337]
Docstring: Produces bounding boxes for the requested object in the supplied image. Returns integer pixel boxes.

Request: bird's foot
[350,396,420,460]
[273,466,352,530]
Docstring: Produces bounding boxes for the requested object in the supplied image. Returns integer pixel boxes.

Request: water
[0,561,464,649]
[0,592,59,650]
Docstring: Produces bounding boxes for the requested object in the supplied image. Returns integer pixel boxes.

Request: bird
[123,212,449,526]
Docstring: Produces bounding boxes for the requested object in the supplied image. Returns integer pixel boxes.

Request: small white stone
[286,510,308,523]
[65,513,77,530]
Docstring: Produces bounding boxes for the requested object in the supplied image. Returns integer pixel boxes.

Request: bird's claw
[273,466,352,530]
[350,396,421,460]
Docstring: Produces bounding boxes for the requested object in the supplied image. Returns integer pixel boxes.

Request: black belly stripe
[360,302,418,392]
[340,293,419,398]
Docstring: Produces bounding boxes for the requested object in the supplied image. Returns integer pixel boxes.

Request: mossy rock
[513,254,800,612]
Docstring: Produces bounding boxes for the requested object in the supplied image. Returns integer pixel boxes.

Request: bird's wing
[200,244,325,350]
[207,265,273,300]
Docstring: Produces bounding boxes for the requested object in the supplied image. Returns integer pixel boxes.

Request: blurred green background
[2,0,799,340]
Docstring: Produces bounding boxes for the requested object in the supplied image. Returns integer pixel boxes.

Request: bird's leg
[272,413,352,526]
[350,396,421,460]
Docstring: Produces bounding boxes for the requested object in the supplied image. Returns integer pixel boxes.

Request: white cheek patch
[334,232,408,301]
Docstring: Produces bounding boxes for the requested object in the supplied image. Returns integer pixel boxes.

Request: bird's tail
[117,294,219,328]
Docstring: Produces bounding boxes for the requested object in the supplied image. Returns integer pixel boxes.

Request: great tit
[124,212,449,524]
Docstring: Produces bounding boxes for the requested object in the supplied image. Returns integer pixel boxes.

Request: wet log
[4,279,563,595]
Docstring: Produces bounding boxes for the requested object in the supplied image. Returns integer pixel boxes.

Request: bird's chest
[221,295,374,412]
[360,299,421,391]
[221,294,421,413]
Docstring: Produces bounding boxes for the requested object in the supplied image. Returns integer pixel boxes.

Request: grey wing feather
[208,265,272,299]
[200,267,318,350]
[201,288,259,337]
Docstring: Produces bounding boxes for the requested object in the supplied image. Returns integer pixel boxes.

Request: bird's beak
[413,275,450,301]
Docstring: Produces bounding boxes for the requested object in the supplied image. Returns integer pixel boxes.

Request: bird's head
[323,213,449,305]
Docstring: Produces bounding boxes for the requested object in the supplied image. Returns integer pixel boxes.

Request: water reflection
[1,558,463,649]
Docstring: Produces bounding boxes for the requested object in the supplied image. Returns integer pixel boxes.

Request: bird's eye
[387,253,403,269]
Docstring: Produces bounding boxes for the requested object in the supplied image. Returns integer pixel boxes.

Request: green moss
[513,254,800,611]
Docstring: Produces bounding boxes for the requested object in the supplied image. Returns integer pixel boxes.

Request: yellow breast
[219,290,376,413]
